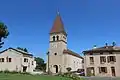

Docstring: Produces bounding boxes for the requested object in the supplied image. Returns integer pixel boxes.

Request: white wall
[63,54,83,72]
[0,49,36,73]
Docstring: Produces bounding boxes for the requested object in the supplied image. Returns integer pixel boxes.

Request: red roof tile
[50,13,66,35]
[63,49,83,59]
[83,46,120,53]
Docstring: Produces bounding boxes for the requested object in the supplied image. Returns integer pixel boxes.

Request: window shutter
[105,67,107,73]
[104,57,106,62]
[99,67,101,73]
[114,56,116,62]
[107,56,110,63]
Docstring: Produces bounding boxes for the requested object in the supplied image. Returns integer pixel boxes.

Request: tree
[35,57,46,71]
[0,22,9,48]
[24,48,28,52]
[17,47,28,52]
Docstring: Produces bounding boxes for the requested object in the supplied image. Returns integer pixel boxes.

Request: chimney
[105,43,108,48]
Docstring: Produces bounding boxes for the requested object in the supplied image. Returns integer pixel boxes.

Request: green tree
[17,47,28,52]
[24,48,28,52]
[35,57,46,71]
[0,22,9,48]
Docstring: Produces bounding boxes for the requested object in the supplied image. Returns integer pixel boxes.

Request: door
[54,65,58,73]
[23,66,27,72]
[111,67,116,76]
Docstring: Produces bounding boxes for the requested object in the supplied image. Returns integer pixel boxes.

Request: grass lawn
[0,73,71,80]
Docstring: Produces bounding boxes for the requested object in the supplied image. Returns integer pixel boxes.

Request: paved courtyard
[82,77,120,80]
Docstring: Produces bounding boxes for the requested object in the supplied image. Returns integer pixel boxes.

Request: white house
[46,12,83,74]
[0,47,36,73]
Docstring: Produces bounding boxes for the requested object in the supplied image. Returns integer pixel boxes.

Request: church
[46,12,83,74]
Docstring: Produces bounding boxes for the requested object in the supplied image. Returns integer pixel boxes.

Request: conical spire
[50,11,67,35]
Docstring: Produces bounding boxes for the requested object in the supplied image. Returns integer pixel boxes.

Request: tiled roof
[50,13,67,35]
[83,46,120,53]
[63,49,83,59]
[0,47,33,56]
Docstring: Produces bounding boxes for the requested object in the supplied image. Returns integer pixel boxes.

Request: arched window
[56,36,59,41]
[53,36,55,41]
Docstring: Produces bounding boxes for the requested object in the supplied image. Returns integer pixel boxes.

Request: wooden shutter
[104,56,106,62]
[114,56,116,62]
[107,56,110,63]
[99,67,101,73]
[105,67,107,73]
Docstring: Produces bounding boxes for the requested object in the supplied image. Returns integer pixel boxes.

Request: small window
[24,58,28,62]
[32,61,34,65]
[100,52,103,55]
[9,58,12,62]
[0,58,4,62]
[56,36,59,41]
[100,56,106,64]
[109,52,113,54]
[53,36,55,41]
[99,67,107,73]
[54,53,57,55]
[108,56,116,62]
[90,57,94,64]
[90,53,93,55]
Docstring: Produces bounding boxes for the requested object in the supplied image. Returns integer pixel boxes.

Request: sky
[0,0,120,61]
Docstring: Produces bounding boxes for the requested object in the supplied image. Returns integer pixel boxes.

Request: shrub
[4,69,10,73]
[66,67,72,72]
[0,70,3,73]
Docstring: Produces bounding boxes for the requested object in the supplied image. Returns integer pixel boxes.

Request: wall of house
[84,52,120,77]
[0,49,36,73]
[0,49,22,72]
[63,54,83,72]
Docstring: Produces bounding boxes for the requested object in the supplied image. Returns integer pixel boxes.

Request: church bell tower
[47,12,67,73]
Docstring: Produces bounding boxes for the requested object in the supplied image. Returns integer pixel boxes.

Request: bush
[66,67,72,72]
[0,70,31,75]
[58,72,84,80]
[0,70,3,73]
[4,69,10,73]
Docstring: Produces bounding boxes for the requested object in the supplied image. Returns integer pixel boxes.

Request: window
[54,53,57,55]
[100,56,106,64]
[53,36,55,41]
[24,58,28,62]
[0,58,4,62]
[109,52,113,54]
[56,36,59,40]
[9,58,12,62]
[100,52,103,55]
[32,61,34,65]
[99,67,107,73]
[90,57,94,64]
[90,53,93,55]
[107,56,116,63]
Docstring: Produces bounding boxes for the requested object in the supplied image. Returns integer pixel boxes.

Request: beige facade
[46,13,83,74]
[0,48,36,73]
[83,46,120,77]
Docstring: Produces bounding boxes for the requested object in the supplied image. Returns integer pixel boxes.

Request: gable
[0,48,33,57]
